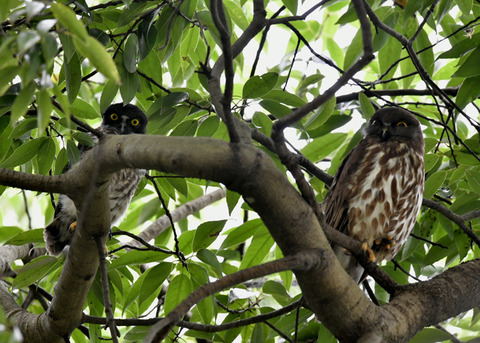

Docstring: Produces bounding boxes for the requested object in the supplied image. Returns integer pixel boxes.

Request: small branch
[209,0,239,143]
[145,174,186,266]
[84,299,302,331]
[422,199,480,248]
[410,233,448,249]
[110,230,177,255]
[273,0,374,131]
[95,237,119,343]
[144,251,324,342]
[265,320,293,343]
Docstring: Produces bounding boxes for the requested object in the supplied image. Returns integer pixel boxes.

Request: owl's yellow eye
[131,118,140,126]
[397,121,408,127]
[110,113,119,120]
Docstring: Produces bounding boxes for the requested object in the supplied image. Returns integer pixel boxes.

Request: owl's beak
[381,126,390,140]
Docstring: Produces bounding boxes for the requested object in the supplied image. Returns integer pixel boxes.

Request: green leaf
[305,114,352,138]
[11,81,36,123]
[13,255,62,289]
[139,263,173,307]
[409,327,454,343]
[74,35,121,84]
[66,139,80,164]
[108,250,166,270]
[262,280,291,306]
[301,133,347,162]
[304,96,336,129]
[0,226,23,243]
[192,220,227,252]
[196,116,219,137]
[343,29,363,69]
[282,0,297,14]
[456,75,480,110]
[196,248,223,277]
[65,52,82,104]
[221,218,263,249]
[455,0,473,16]
[240,226,274,270]
[119,67,139,104]
[262,90,306,107]
[71,99,99,120]
[50,3,89,41]
[4,228,44,245]
[37,137,56,175]
[226,189,241,215]
[17,30,41,55]
[298,73,324,93]
[164,273,192,314]
[72,131,94,147]
[9,118,37,139]
[0,65,21,97]
[452,46,480,78]
[54,148,68,175]
[100,80,119,114]
[259,100,291,119]
[242,72,278,99]
[358,93,375,118]
[252,111,273,136]
[37,88,52,134]
[0,137,47,168]
[438,33,480,59]
[124,33,139,73]
[424,171,447,199]
[378,35,401,79]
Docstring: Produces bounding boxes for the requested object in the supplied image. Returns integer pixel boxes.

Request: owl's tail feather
[333,245,365,284]
[44,219,71,255]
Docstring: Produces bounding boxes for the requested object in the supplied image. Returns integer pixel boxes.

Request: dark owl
[322,107,425,282]
[44,103,148,255]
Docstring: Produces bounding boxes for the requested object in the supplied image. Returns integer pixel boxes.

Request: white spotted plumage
[322,107,425,283]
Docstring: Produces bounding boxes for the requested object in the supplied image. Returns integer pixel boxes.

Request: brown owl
[322,107,425,282]
[44,103,147,255]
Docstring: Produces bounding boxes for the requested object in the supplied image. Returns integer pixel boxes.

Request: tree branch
[145,251,324,342]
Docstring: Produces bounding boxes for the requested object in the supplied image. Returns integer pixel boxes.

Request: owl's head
[102,103,148,134]
[365,107,423,150]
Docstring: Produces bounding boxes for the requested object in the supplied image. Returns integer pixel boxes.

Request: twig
[273,0,374,131]
[265,320,293,342]
[422,199,480,248]
[145,174,186,266]
[109,230,177,255]
[84,299,303,332]
[410,233,447,249]
[209,0,239,143]
[95,237,120,343]
[144,251,323,342]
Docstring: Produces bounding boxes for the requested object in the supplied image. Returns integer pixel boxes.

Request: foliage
[0,0,480,342]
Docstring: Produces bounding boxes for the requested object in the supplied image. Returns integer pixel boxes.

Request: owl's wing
[322,139,368,236]
[322,139,371,283]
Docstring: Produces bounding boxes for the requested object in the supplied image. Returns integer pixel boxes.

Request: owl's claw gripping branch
[374,236,396,251]
[361,242,377,262]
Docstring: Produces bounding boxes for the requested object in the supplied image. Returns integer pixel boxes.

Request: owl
[322,107,425,283]
[44,103,148,255]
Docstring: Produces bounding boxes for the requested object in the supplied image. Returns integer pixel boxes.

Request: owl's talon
[361,242,376,262]
[373,236,397,251]
[69,222,77,232]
